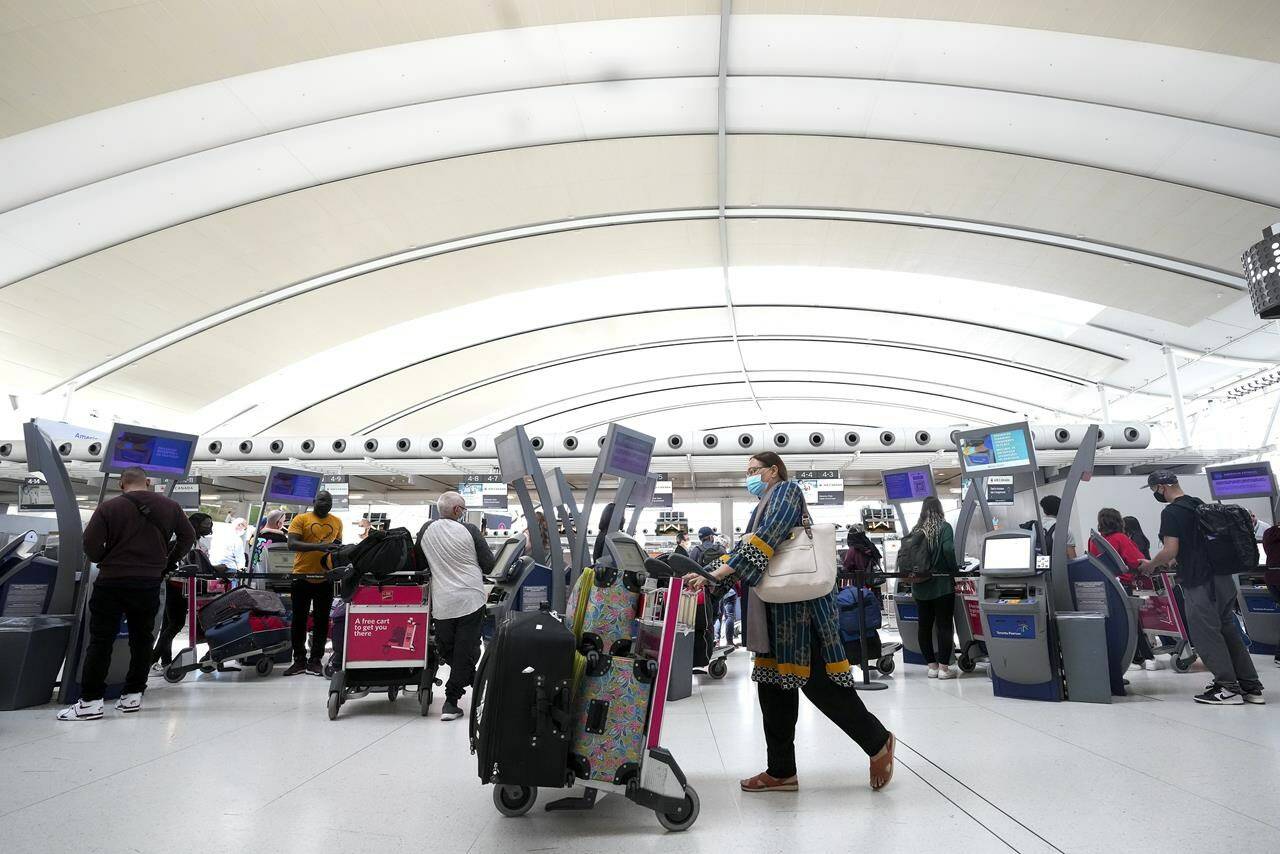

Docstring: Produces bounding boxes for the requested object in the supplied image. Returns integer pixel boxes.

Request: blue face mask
[746,474,766,497]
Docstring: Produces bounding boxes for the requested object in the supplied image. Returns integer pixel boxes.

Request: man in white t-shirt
[418,492,495,720]
[1040,495,1078,560]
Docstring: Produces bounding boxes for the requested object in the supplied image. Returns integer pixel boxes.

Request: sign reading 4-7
[797,470,844,506]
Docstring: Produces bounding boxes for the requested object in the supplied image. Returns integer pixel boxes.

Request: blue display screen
[884,467,934,501]
[959,427,1032,474]
[109,431,194,476]
[265,470,322,504]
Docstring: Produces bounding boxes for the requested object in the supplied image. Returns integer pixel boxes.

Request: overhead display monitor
[956,422,1036,476]
[100,423,198,478]
[882,466,935,503]
[602,425,656,481]
[263,466,323,506]
[1206,462,1275,501]
[495,430,528,482]
[982,534,1035,572]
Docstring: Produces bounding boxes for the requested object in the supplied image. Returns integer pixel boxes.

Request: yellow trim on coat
[745,533,774,558]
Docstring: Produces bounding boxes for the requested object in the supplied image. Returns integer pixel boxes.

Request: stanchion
[851,568,888,692]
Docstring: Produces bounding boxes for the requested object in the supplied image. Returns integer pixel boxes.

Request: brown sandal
[740,771,799,792]
[870,733,896,790]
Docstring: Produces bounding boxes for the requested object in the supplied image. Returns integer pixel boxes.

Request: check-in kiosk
[1207,462,1280,656]
[881,464,937,666]
[490,425,565,615]
[571,424,658,582]
[1067,532,1142,699]
[977,531,1062,701]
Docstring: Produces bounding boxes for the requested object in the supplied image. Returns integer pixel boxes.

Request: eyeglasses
[747,465,768,475]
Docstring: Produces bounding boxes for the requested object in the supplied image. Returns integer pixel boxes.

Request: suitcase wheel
[708,658,728,680]
[878,656,896,675]
[255,657,274,677]
[493,785,536,817]
[655,785,699,832]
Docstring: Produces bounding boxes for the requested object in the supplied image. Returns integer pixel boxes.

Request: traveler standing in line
[910,497,959,680]
[1138,471,1265,705]
[1089,507,1160,670]
[284,490,343,677]
[1262,524,1280,669]
[689,526,717,566]
[684,452,895,793]
[151,512,213,673]
[1124,516,1152,559]
[418,491,495,721]
[211,516,249,578]
[674,530,691,558]
[60,467,196,720]
[1040,495,1078,559]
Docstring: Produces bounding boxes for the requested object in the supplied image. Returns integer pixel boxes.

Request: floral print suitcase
[572,565,644,656]
[568,653,652,785]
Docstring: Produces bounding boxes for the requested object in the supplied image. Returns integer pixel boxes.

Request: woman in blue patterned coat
[685,452,896,793]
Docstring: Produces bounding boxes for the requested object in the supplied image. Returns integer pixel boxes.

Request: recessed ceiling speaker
[1055,427,1070,444]
[773,432,790,447]
[396,438,411,453]
[667,434,684,450]
[563,436,579,451]
[808,432,823,447]
[301,439,316,453]
[530,436,544,451]
[1124,427,1140,443]
[58,442,72,456]
[238,440,254,454]
[269,439,284,454]
[879,430,896,447]
[208,440,223,454]
[1242,224,1280,319]
[331,439,346,453]
[363,438,379,453]
[844,431,861,447]
[1,443,13,457]
[914,430,931,446]
[428,438,444,452]
[703,434,719,449]
[461,437,477,452]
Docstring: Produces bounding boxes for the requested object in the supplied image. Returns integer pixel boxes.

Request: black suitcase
[471,610,575,788]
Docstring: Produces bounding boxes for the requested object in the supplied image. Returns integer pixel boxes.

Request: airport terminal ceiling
[1,1,1279,478]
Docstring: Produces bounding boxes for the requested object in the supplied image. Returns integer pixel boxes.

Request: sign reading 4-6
[797,470,844,506]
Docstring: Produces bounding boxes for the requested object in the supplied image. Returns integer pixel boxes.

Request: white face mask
[197,535,213,553]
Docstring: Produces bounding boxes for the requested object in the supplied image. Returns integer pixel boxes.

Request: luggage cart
[1135,571,1197,672]
[954,571,989,673]
[494,560,708,832]
[326,571,439,720]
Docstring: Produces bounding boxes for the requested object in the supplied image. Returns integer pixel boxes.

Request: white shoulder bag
[754,502,837,604]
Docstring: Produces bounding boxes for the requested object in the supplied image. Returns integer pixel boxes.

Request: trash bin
[0,615,73,710]
[1056,612,1111,705]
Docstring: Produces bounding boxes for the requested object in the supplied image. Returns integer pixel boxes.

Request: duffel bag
[199,587,286,632]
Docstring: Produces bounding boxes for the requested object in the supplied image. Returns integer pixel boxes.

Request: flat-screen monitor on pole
[263,466,323,506]
[956,422,1037,477]
[1206,462,1275,501]
[99,423,198,479]
[882,465,936,502]
[601,425,656,481]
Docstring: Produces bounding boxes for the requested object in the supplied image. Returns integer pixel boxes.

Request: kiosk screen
[609,536,650,575]
[264,468,322,505]
[983,536,1033,572]
[101,424,197,477]
[883,466,935,501]
[1207,463,1274,501]
[957,423,1034,476]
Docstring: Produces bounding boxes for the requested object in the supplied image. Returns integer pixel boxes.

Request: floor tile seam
[893,746,1025,854]
[972,701,1280,834]
[1109,697,1280,751]
[0,732,61,754]
[254,715,419,812]
[0,705,296,820]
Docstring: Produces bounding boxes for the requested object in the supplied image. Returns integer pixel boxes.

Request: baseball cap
[697,526,715,539]
[1143,470,1179,488]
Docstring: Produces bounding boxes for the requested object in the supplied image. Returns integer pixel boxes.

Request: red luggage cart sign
[350,585,424,606]
[345,607,429,666]
[955,579,983,636]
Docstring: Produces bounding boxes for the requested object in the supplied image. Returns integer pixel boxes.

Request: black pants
[757,622,890,778]
[291,577,334,663]
[916,594,956,665]
[1271,585,1280,660]
[82,583,160,701]
[435,605,485,704]
[152,583,187,666]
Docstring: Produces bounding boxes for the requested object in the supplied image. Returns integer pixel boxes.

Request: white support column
[1096,383,1111,423]
[720,497,734,539]
[1162,345,1190,447]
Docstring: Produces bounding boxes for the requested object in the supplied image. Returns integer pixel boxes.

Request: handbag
[755,501,837,604]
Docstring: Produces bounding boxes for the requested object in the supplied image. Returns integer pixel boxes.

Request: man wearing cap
[1138,471,1264,706]
[689,526,719,567]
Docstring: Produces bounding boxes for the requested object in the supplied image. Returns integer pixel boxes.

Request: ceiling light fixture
[1242,223,1280,319]
[1225,369,1280,400]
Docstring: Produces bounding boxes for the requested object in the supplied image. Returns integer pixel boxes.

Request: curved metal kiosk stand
[1063,532,1142,700]
[569,423,659,588]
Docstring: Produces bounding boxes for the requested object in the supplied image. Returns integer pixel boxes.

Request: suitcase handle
[584,699,609,735]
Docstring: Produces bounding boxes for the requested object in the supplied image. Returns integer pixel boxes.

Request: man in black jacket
[58,467,195,721]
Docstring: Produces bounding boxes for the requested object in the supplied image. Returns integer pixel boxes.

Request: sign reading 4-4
[796,470,844,506]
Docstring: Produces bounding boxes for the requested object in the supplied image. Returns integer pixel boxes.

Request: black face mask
[314,496,332,516]
[1153,490,1168,504]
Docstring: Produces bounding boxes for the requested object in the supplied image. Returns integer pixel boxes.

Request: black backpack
[333,528,414,587]
[897,530,933,581]
[1194,501,1259,576]
[696,541,727,568]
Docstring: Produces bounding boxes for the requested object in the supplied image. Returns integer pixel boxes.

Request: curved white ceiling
[2,6,1278,447]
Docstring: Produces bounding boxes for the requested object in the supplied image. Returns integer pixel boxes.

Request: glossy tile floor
[2,635,1278,854]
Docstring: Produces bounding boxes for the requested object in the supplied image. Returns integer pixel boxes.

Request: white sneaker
[1143,659,1165,671]
[927,665,939,679]
[150,663,167,677]
[57,699,104,721]
[937,666,957,680]
[115,692,143,714]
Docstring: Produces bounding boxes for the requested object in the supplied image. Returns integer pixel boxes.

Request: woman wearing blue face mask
[685,452,895,793]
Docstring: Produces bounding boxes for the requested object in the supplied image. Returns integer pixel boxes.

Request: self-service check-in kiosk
[1205,462,1280,656]
[978,531,1063,702]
